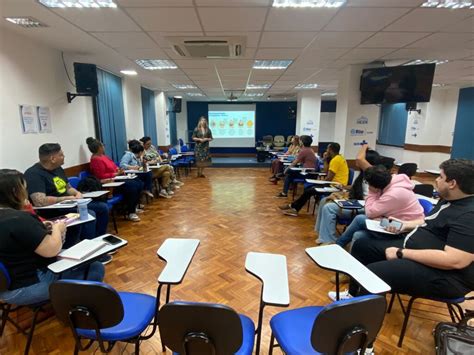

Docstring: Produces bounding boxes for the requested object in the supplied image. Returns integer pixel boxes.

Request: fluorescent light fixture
[135,59,177,70]
[246,84,271,90]
[321,92,337,96]
[253,60,292,70]
[186,93,204,97]
[432,83,446,87]
[120,70,137,75]
[5,17,48,28]
[244,93,265,97]
[173,95,183,99]
[295,83,319,89]
[38,0,117,8]
[172,84,197,90]
[273,0,346,8]
[404,59,449,66]
[421,0,473,8]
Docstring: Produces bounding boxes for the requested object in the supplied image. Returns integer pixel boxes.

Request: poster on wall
[19,105,38,134]
[37,106,52,133]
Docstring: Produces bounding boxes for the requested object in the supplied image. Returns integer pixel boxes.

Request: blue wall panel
[452,87,474,160]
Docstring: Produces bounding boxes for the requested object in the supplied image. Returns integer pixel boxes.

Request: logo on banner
[306,120,314,126]
[350,129,365,136]
[356,116,368,125]
[353,140,368,146]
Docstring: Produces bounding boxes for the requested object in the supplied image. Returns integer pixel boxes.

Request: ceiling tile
[116,47,168,59]
[215,59,254,69]
[260,32,316,48]
[359,32,430,48]
[408,33,474,49]
[309,31,374,48]
[91,32,156,48]
[325,7,410,31]
[52,8,141,32]
[340,48,398,61]
[126,7,201,31]
[206,32,260,47]
[265,8,337,31]
[346,0,423,6]
[382,48,474,61]
[174,60,216,69]
[440,16,474,33]
[198,7,267,31]
[384,9,471,32]
[255,48,302,59]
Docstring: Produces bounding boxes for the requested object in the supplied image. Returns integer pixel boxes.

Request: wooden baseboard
[64,163,89,177]
[404,144,451,154]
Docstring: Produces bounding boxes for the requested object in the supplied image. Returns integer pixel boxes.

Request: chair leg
[447,304,456,322]
[24,307,42,355]
[387,293,395,313]
[398,297,417,347]
[268,332,275,355]
[0,304,10,336]
[134,339,140,354]
[111,208,118,234]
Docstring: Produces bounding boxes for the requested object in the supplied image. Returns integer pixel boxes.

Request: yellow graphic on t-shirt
[53,176,67,194]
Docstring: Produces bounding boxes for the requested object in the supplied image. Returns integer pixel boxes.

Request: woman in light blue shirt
[120,140,154,198]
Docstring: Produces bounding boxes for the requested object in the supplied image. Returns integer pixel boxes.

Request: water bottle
[77,200,89,220]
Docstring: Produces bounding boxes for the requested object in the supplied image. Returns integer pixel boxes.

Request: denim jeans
[335,214,370,248]
[315,198,356,243]
[0,262,105,306]
[87,201,109,237]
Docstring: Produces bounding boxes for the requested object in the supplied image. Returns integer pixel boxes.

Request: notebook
[335,200,365,209]
[48,213,80,224]
[58,239,107,261]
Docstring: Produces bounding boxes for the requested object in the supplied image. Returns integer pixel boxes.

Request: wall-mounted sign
[19,105,38,134]
[37,106,52,133]
[356,116,368,125]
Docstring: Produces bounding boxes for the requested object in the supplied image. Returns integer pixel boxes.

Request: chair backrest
[418,198,434,216]
[273,135,285,147]
[78,171,90,180]
[312,295,386,354]
[262,135,273,144]
[0,262,11,292]
[178,138,184,147]
[68,176,81,189]
[348,168,355,185]
[181,145,189,153]
[286,135,294,145]
[169,147,178,155]
[159,301,245,354]
[378,156,395,171]
[413,183,434,197]
[49,280,124,329]
[398,163,418,178]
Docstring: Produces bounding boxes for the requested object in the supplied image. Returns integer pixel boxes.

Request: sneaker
[359,347,374,355]
[269,177,277,182]
[283,208,298,217]
[278,204,292,210]
[126,213,141,222]
[315,238,323,245]
[99,254,113,265]
[275,192,288,198]
[330,274,350,284]
[136,208,145,214]
[144,190,154,198]
[172,184,180,189]
[138,204,145,209]
[166,189,175,195]
[173,180,184,186]
[328,289,353,302]
[159,190,172,199]
[108,250,117,255]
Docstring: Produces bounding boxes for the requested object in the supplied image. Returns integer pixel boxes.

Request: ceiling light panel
[135,59,178,70]
[5,17,48,28]
[273,0,346,8]
[246,84,271,90]
[172,84,197,89]
[253,60,293,70]
[404,59,449,65]
[420,0,473,8]
[187,92,204,96]
[244,93,265,97]
[38,0,117,8]
[120,70,137,75]
[295,83,319,89]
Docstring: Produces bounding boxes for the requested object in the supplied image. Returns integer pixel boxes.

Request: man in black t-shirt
[337,159,474,300]
[24,143,109,247]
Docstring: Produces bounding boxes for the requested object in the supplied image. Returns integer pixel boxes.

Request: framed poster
[19,105,39,134]
[37,106,52,133]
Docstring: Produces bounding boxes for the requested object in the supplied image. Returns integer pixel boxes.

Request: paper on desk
[365,219,396,235]
[306,179,339,185]
[315,187,340,193]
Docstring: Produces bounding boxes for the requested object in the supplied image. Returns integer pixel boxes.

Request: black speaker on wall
[172,97,182,113]
[288,106,297,119]
[406,102,417,111]
[74,62,98,95]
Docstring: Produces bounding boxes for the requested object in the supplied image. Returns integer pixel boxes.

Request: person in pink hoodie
[335,165,425,248]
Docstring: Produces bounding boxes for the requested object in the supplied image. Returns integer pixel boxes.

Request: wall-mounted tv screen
[360,63,435,105]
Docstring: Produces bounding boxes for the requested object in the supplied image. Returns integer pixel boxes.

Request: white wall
[296,91,321,146]
[319,112,336,142]
[0,28,95,171]
[122,77,144,140]
[176,99,188,144]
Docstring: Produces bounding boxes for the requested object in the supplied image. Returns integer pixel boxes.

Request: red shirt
[296,147,317,168]
[90,155,118,180]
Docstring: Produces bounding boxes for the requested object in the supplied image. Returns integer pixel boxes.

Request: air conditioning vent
[166,36,246,58]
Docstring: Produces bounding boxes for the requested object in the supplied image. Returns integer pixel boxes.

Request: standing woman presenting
[192,116,213,178]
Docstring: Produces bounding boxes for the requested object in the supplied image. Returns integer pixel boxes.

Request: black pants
[118,179,144,214]
[349,236,469,299]
[290,186,321,211]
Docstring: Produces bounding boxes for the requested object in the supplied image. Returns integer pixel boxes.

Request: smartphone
[380,218,403,231]
[102,235,122,245]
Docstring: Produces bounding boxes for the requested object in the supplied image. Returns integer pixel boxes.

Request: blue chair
[169,147,189,177]
[159,301,255,354]
[0,262,49,355]
[78,171,90,180]
[348,168,355,185]
[413,183,434,197]
[269,295,386,355]
[49,280,158,354]
[178,138,184,147]
[68,176,80,189]
[418,198,433,216]
[107,194,123,233]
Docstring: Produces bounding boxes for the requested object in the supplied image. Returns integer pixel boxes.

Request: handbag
[434,310,474,354]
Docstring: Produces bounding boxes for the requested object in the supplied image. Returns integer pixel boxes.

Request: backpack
[434,310,474,354]
[77,176,107,202]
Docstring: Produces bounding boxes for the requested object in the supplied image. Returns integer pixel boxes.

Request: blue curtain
[141,87,158,144]
[378,103,408,147]
[452,87,474,160]
[168,97,178,146]
[96,69,127,162]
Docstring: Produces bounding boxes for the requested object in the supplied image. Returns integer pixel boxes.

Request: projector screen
[208,104,256,147]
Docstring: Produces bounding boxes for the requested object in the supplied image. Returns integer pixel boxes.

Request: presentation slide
[208,104,256,147]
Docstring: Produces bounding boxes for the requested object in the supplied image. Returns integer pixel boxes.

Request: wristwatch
[396,248,404,259]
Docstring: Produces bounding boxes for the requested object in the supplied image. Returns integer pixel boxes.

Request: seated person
[120,140,155,199]
[140,136,182,197]
[269,135,301,182]
[314,145,380,244]
[332,159,474,304]
[278,142,349,215]
[275,135,318,198]
[0,169,104,306]
[24,143,109,247]
[335,165,425,249]
[86,137,144,222]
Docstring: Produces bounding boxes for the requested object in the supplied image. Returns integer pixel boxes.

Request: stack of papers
[115,174,136,180]
[58,239,107,260]
[315,187,340,193]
